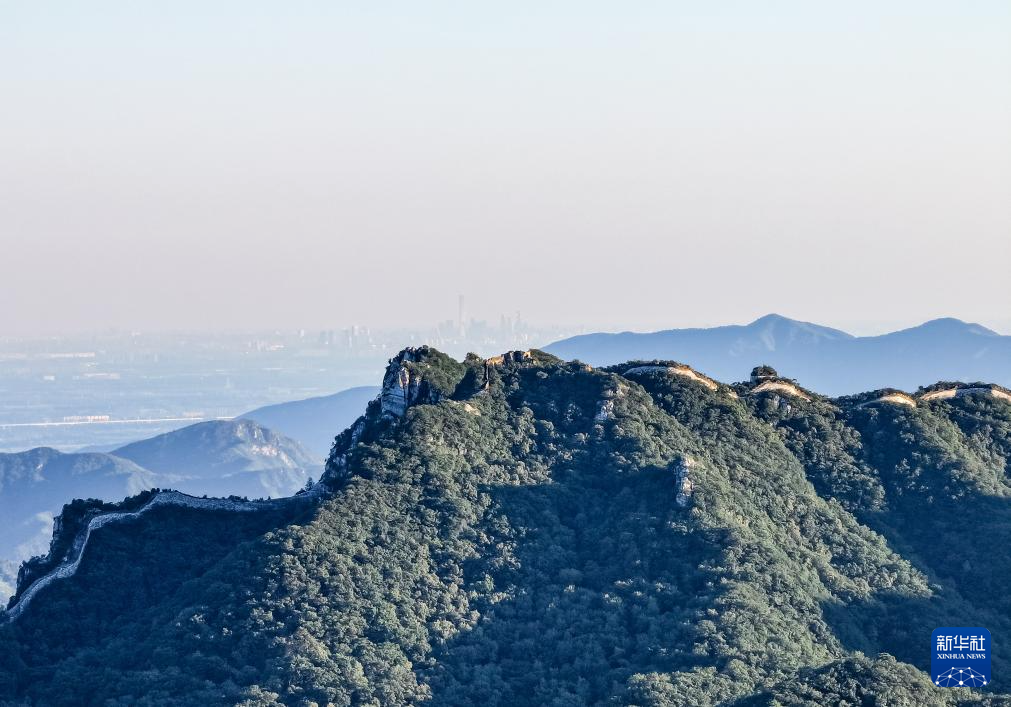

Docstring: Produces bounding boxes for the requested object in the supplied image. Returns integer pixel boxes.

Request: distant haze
[1,2,1009,335]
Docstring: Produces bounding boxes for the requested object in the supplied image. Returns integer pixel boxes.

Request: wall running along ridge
[622,365,720,391]
[920,386,1011,403]
[2,485,325,623]
[749,381,811,401]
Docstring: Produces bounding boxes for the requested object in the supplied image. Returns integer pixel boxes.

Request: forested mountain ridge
[1,348,1009,706]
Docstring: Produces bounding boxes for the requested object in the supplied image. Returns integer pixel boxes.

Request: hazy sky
[2,1,1009,336]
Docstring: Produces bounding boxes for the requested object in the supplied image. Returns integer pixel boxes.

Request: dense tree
[0,350,1007,705]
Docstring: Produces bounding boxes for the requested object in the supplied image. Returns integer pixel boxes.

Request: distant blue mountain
[545,314,1011,395]
[240,385,380,458]
[112,419,316,498]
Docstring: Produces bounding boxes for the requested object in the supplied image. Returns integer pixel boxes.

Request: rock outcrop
[379,346,467,418]
[381,350,426,418]
[674,456,697,507]
[325,415,367,480]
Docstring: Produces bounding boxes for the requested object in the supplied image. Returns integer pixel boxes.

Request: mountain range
[545,314,1011,396]
[112,419,317,498]
[2,347,1010,705]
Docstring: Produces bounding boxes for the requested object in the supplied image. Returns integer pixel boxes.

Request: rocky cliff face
[380,349,431,418]
[674,455,697,507]
[379,346,468,418]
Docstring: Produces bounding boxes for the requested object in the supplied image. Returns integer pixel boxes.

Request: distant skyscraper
[458,295,466,337]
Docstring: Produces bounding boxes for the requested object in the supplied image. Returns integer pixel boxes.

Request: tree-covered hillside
[0,350,1007,706]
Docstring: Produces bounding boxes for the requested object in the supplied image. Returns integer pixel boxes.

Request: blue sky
[1,2,1009,334]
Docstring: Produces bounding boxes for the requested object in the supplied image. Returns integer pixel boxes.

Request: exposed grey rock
[326,416,367,480]
[675,456,698,508]
[594,399,615,422]
[380,348,431,418]
[381,365,416,417]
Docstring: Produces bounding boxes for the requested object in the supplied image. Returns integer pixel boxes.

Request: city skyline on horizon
[4,307,1011,342]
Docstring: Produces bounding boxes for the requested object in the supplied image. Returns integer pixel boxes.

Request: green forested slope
[0,350,1007,706]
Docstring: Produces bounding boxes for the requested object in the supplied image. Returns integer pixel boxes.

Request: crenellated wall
[3,485,324,623]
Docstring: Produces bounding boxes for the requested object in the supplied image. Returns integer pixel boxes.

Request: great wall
[2,485,325,623]
[622,364,720,391]
[859,386,1011,409]
[749,380,811,401]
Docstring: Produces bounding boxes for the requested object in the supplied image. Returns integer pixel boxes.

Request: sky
[1,1,1009,336]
